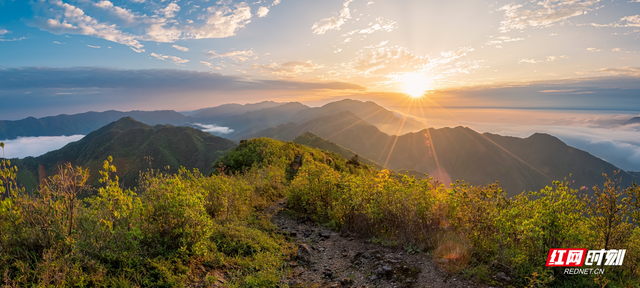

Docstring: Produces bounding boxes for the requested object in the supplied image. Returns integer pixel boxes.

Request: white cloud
[191,123,234,134]
[585,14,640,28]
[29,0,256,51]
[206,49,256,62]
[30,0,145,52]
[257,6,269,17]
[343,46,430,76]
[342,17,397,37]
[172,44,189,51]
[519,58,541,64]
[612,47,621,52]
[363,41,388,48]
[499,0,600,33]
[311,0,355,34]
[0,29,26,42]
[94,0,137,25]
[272,0,281,6]
[518,55,567,64]
[252,61,324,76]
[150,52,190,64]
[486,35,525,48]
[158,2,180,19]
[585,66,640,76]
[587,47,601,52]
[546,55,567,61]
[53,41,64,44]
[0,135,85,159]
[87,45,100,48]
[200,61,220,69]
[185,3,252,39]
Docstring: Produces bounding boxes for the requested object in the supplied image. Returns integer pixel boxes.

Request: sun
[402,73,430,98]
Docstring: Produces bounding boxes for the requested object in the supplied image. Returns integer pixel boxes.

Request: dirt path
[268,199,493,288]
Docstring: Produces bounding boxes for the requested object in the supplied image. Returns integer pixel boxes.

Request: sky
[1,0,640,169]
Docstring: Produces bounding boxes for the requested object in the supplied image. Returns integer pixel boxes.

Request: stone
[340,278,353,285]
[496,272,511,282]
[382,265,393,274]
[297,244,313,264]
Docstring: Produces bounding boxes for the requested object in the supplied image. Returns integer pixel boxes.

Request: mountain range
[3,100,639,196]
[1,99,427,140]
[239,110,637,195]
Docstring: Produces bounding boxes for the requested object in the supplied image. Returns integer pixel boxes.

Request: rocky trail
[267,199,495,288]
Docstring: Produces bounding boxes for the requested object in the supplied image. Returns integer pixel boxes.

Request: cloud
[93,0,137,25]
[0,67,365,91]
[200,61,216,69]
[185,3,252,39]
[272,0,281,6]
[30,0,145,52]
[87,45,101,48]
[0,29,26,42]
[311,0,354,34]
[206,49,256,62]
[1,135,85,159]
[158,2,180,19]
[257,6,269,17]
[28,0,255,51]
[341,17,398,37]
[53,41,64,44]
[463,119,640,171]
[343,46,431,76]
[150,52,189,64]
[584,14,640,28]
[546,55,568,61]
[486,35,525,48]
[0,67,366,120]
[585,67,640,76]
[587,47,601,52]
[430,76,640,111]
[519,55,567,64]
[172,44,189,52]
[191,123,234,134]
[251,61,324,76]
[499,0,600,33]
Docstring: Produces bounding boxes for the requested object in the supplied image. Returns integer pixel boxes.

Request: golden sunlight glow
[401,73,430,98]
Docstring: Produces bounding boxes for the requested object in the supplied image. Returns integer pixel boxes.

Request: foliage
[2,137,640,287]
[0,140,295,287]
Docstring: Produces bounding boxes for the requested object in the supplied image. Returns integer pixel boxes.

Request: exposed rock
[495,272,511,282]
[297,244,313,264]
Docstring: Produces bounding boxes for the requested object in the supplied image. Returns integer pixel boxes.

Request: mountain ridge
[12,117,237,190]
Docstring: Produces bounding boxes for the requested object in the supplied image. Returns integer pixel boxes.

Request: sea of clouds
[0,135,84,159]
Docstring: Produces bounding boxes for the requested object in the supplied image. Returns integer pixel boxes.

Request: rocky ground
[267,199,495,288]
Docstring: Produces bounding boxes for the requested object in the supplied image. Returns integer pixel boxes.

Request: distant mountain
[12,117,237,191]
[188,101,282,121]
[0,110,191,140]
[244,112,635,195]
[292,132,383,169]
[625,117,640,125]
[228,99,426,140]
[288,99,427,136]
[221,102,311,137]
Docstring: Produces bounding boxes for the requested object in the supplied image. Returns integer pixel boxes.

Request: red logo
[546,249,587,267]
